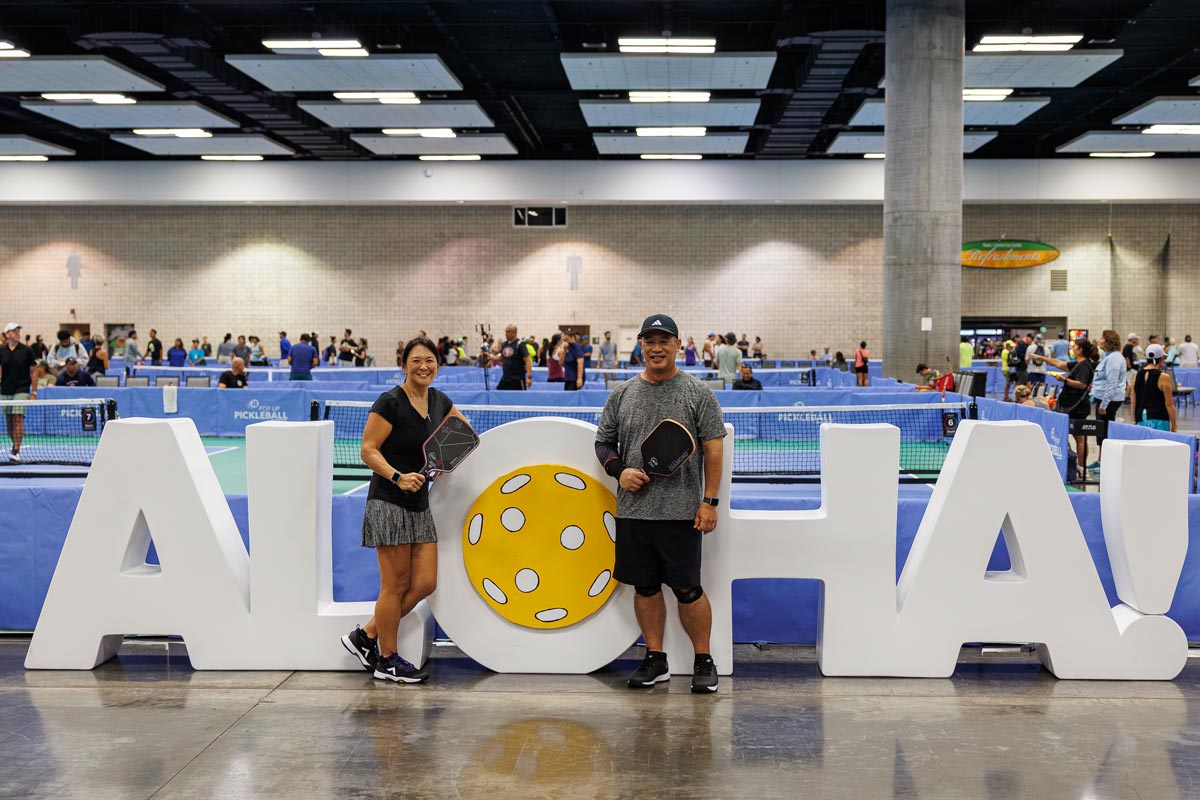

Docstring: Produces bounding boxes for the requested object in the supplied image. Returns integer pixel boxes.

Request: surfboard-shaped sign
[962,240,1059,268]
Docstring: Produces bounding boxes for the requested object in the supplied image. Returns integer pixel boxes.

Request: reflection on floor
[2,638,1199,799]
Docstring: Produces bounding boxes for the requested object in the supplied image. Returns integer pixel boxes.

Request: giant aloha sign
[963,239,1059,268]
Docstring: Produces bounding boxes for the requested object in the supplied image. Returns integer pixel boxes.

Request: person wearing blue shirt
[582,335,594,370]
[562,331,586,391]
[1051,332,1070,361]
[55,358,95,387]
[167,338,188,367]
[288,333,319,381]
[1089,329,1128,474]
[629,342,643,367]
[187,339,206,366]
[279,331,291,361]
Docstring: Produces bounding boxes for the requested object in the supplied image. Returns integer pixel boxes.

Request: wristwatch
[390,470,401,485]
[702,496,719,507]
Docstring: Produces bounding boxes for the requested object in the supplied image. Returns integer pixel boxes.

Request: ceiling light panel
[350,133,516,156]
[0,56,163,92]
[263,39,361,51]
[0,134,74,156]
[963,50,1122,88]
[1057,131,1200,153]
[298,100,492,128]
[110,134,294,156]
[1113,97,1200,125]
[20,101,237,129]
[580,99,760,127]
[825,131,998,154]
[593,133,748,154]
[561,53,776,90]
[225,54,461,91]
[847,97,1049,127]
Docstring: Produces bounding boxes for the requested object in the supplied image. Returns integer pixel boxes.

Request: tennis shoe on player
[627,651,670,688]
[691,654,718,693]
[340,626,378,672]
[8,449,20,463]
[374,652,429,683]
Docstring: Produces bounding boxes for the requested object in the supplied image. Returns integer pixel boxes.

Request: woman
[354,337,368,367]
[396,340,405,367]
[1089,329,1128,472]
[248,336,269,366]
[752,336,763,360]
[684,336,697,367]
[340,337,471,683]
[1014,385,1036,406]
[187,338,206,366]
[86,345,109,377]
[546,332,564,382]
[854,341,870,387]
[538,338,549,367]
[167,338,188,368]
[832,351,848,372]
[1044,338,1097,476]
[1131,344,1176,432]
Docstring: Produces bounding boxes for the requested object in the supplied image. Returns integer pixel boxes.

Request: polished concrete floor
[2,639,1199,799]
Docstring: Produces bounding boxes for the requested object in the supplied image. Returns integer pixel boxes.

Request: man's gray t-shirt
[599,340,618,367]
[596,372,727,521]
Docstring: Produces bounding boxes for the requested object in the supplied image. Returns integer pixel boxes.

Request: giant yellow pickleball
[463,464,617,629]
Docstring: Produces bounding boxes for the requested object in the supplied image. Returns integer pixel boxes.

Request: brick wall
[0,203,1194,359]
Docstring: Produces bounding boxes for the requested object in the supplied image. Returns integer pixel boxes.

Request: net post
[309,400,320,422]
[105,399,117,422]
[969,401,978,420]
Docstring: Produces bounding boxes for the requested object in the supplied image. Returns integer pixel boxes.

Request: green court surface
[200,437,370,495]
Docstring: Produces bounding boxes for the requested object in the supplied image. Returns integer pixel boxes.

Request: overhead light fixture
[629,91,711,103]
[333,91,419,104]
[1142,124,1200,135]
[319,48,369,57]
[618,37,716,55]
[863,153,885,159]
[963,88,1012,101]
[381,128,456,138]
[640,154,703,160]
[263,38,361,50]
[42,93,136,105]
[132,128,213,138]
[1089,152,1155,158]
[0,41,30,58]
[972,35,1081,53]
[0,155,48,161]
[635,126,706,137]
[200,155,264,161]
[418,155,481,161]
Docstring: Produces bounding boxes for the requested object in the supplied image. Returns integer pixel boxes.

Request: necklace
[403,384,430,419]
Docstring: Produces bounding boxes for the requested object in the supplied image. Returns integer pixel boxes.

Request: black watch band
[702,496,719,507]
[390,470,401,484]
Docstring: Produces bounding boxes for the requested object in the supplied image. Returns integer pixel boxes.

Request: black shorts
[1095,401,1122,445]
[563,380,580,391]
[614,518,702,589]
[854,364,868,374]
[1028,372,1046,385]
[496,375,524,390]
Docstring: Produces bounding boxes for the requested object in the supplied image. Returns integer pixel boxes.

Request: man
[599,330,618,376]
[123,330,143,364]
[46,329,88,371]
[323,336,338,365]
[582,335,594,371]
[54,357,94,387]
[737,335,750,359]
[0,323,37,462]
[145,329,163,367]
[218,357,249,389]
[1179,335,1200,369]
[337,329,357,367]
[232,335,251,364]
[595,313,726,693]
[288,333,319,381]
[716,332,741,384]
[278,331,291,361]
[820,346,832,364]
[1051,332,1071,362]
[562,331,585,390]
[1123,333,1139,373]
[79,333,95,355]
[1001,340,1015,401]
[732,363,762,390]
[188,339,206,366]
[1026,334,1050,388]
[490,324,531,390]
[959,336,975,369]
[1010,334,1030,392]
[201,336,213,357]
[915,363,954,392]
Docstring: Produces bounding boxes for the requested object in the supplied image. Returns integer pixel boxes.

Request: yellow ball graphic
[463,464,617,629]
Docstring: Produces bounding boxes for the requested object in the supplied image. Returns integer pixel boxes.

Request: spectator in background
[683,336,697,366]
[1164,337,1179,367]
[55,357,94,387]
[1001,340,1015,401]
[248,336,269,366]
[87,344,108,376]
[1051,331,1071,362]
[201,336,213,357]
[30,334,47,359]
[808,349,819,365]
[1026,334,1050,389]
[821,346,832,364]
[338,329,357,367]
[717,332,741,384]
[79,333,95,355]
[145,329,163,366]
[1122,333,1139,379]
[1011,335,1030,392]
[546,333,564,380]
[914,363,942,391]
[288,333,319,381]
[1014,385,1035,406]
[1045,338,1097,477]
[167,338,187,367]
[232,335,251,364]
[1132,343,1176,432]
[33,360,55,389]
[356,337,375,367]
[396,339,405,367]
[832,351,848,371]
[599,330,618,371]
[752,336,764,359]
[1179,335,1200,369]
[46,329,88,370]
[702,333,717,368]
[732,363,762,390]
[1089,329,1128,473]
[628,339,643,367]
[218,357,249,389]
[582,335,594,370]
[959,336,975,369]
[216,333,235,364]
[737,334,750,359]
[853,341,870,387]
[278,331,291,361]
[1,323,37,462]
[323,336,338,365]
[562,331,586,391]
[123,330,143,364]
[187,339,206,366]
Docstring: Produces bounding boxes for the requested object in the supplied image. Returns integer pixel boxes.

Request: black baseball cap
[638,314,679,339]
[64,356,77,365]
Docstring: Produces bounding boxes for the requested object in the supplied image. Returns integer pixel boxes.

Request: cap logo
[652,320,662,327]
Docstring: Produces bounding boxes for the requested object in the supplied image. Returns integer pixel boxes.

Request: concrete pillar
[882,0,964,379]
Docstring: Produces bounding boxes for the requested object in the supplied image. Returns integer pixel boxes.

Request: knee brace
[672,585,704,604]
[635,585,662,598]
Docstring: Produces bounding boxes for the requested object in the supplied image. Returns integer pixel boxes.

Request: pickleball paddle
[420,415,480,476]
[639,418,697,477]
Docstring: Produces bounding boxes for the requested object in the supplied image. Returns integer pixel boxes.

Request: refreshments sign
[962,240,1059,268]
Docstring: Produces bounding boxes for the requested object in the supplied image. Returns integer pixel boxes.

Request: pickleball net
[0,398,118,469]
[313,400,974,481]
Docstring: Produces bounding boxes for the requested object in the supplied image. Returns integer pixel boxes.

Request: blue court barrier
[2,485,1199,644]
[973,397,1069,480]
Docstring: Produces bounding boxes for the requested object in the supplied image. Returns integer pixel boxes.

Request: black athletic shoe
[691,654,718,693]
[627,651,670,688]
[340,626,378,672]
[374,652,429,683]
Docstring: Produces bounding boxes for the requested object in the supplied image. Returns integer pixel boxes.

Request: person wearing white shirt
[1178,335,1199,369]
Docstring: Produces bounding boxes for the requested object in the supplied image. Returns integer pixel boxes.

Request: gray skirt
[361,499,438,548]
